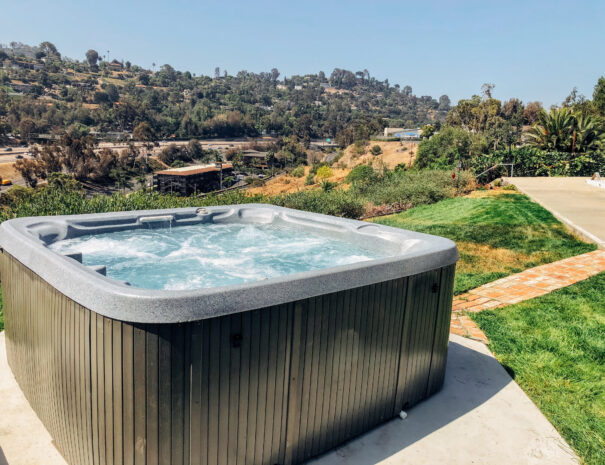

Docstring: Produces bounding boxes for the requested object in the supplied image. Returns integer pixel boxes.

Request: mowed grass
[371,190,596,294]
[472,274,605,465]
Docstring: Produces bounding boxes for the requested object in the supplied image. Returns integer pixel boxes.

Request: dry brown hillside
[246,140,418,196]
[337,140,417,170]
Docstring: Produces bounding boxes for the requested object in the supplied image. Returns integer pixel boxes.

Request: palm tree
[525,108,575,151]
[571,113,605,153]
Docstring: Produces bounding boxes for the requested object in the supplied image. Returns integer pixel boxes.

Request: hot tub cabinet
[0,205,457,465]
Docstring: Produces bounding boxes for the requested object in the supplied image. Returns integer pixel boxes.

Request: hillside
[0,41,450,145]
[246,141,417,196]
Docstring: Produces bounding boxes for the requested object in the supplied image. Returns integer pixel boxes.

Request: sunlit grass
[472,273,605,465]
[370,191,595,293]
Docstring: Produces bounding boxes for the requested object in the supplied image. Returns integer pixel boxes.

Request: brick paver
[451,250,605,343]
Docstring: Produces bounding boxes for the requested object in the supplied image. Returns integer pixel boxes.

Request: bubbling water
[49,223,388,290]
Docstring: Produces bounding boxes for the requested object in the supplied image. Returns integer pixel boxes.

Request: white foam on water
[49,222,388,290]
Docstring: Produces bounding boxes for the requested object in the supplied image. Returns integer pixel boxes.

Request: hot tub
[0,204,458,465]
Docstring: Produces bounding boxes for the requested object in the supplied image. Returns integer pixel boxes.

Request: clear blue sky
[2,0,604,106]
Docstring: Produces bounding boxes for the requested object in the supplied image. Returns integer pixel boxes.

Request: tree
[525,108,576,152]
[592,77,605,116]
[271,68,280,81]
[481,83,495,99]
[39,41,60,59]
[438,95,451,111]
[523,101,543,124]
[214,67,220,79]
[133,122,155,141]
[415,126,487,169]
[86,49,99,67]
[572,113,605,153]
[18,118,36,143]
[14,158,41,187]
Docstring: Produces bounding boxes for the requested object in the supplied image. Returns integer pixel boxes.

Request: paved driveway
[506,177,605,248]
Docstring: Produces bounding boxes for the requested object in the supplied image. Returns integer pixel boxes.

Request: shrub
[351,169,475,213]
[271,189,364,218]
[320,180,337,192]
[354,140,366,155]
[370,145,382,155]
[305,172,315,185]
[315,165,333,179]
[345,164,378,185]
[415,126,487,170]
[290,166,305,178]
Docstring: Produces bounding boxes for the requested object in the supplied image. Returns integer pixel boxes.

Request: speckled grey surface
[0,205,459,323]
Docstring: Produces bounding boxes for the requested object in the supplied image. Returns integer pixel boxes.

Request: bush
[415,126,487,170]
[305,172,315,185]
[351,169,475,213]
[320,180,337,192]
[370,145,382,155]
[315,165,333,179]
[271,189,364,218]
[290,166,305,178]
[345,164,378,185]
[472,147,605,180]
[354,140,367,155]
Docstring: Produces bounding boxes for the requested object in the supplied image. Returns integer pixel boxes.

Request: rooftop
[155,162,233,176]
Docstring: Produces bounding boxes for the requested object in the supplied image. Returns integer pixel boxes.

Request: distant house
[383,127,422,139]
[154,162,234,196]
[10,80,32,93]
[276,84,287,90]
[108,60,123,71]
[294,85,303,91]
[241,149,268,168]
[11,60,34,70]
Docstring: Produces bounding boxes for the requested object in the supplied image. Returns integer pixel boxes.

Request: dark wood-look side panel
[1,251,456,465]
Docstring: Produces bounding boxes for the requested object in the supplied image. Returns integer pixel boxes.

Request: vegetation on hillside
[473,273,605,465]
[417,81,605,178]
[371,190,595,294]
[0,41,448,145]
[0,167,474,221]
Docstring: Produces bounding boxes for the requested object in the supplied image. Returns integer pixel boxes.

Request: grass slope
[472,273,605,465]
[371,190,595,294]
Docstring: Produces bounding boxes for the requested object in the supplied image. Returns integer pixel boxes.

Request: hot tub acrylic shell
[0,205,458,465]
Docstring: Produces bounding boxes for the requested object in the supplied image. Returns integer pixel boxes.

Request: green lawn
[371,190,596,294]
[472,273,605,465]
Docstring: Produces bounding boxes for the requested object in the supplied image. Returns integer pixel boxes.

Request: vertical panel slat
[262,307,279,464]
[218,316,231,465]
[133,325,147,465]
[236,313,251,465]
[227,313,241,465]
[284,302,304,465]
[146,327,159,465]
[123,323,134,465]
[189,323,202,465]
[171,325,185,465]
[113,320,123,465]
[207,318,220,465]
[158,325,172,465]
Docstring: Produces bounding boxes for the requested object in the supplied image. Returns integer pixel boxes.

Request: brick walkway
[450,250,605,343]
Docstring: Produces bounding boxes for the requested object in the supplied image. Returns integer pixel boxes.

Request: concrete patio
[0,331,578,465]
[506,177,605,249]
